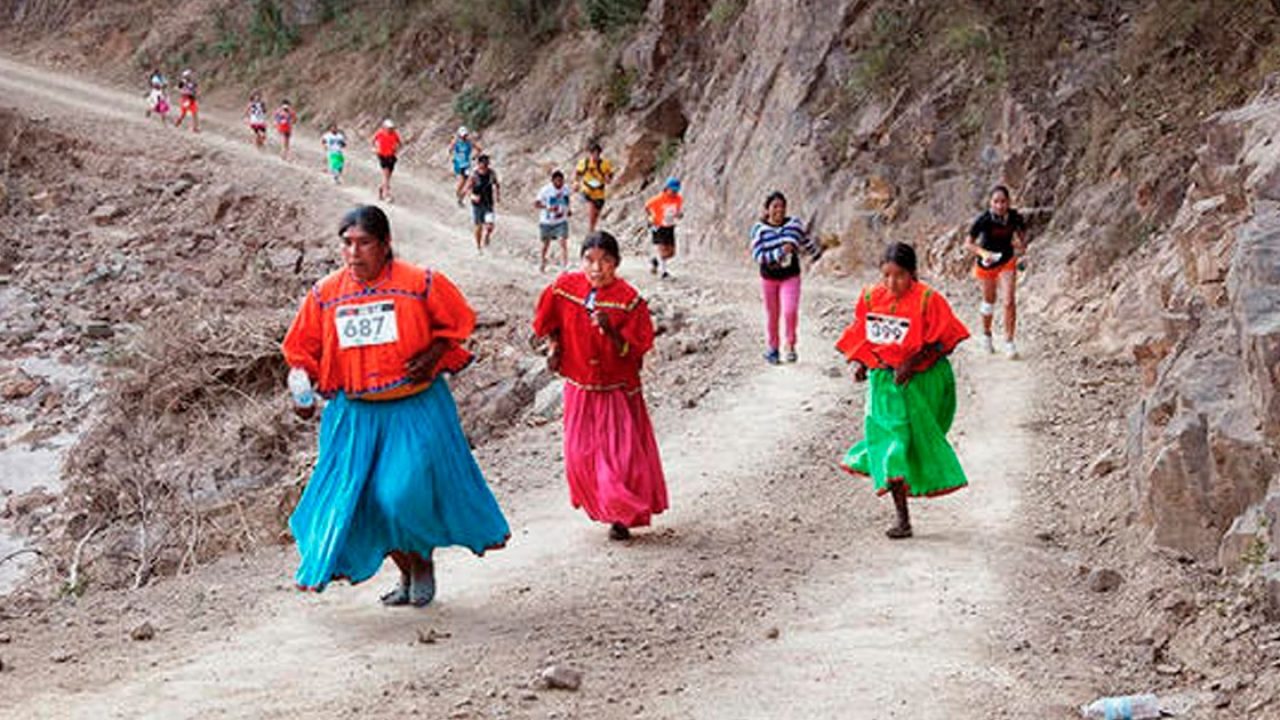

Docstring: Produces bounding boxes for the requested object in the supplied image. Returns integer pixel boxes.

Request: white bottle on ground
[1080,694,1161,719]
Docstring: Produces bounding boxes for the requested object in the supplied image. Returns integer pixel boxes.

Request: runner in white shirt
[534,169,573,273]
[321,124,348,184]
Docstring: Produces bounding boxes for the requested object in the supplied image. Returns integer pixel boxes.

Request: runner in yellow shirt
[573,142,615,233]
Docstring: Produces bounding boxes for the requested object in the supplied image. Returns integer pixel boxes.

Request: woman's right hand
[547,348,562,374]
[852,362,868,383]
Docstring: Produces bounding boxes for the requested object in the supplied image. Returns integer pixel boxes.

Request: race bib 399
[866,313,910,345]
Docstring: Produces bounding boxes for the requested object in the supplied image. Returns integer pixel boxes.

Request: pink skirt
[562,383,668,528]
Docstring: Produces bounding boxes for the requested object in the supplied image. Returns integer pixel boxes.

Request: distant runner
[372,119,402,203]
[462,154,499,253]
[573,142,614,233]
[750,191,821,364]
[449,126,480,207]
[173,69,199,133]
[965,185,1028,358]
[534,169,572,273]
[146,84,169,125]
[274,100,298,160]
[321,123,347,184]
[836,242,970,539]
[244,92,268,149]
[644,177,684,279]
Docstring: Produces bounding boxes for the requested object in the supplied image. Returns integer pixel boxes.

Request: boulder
[1218,504,1266,572]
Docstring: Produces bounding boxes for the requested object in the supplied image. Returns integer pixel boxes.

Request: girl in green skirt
[836,242,970,538]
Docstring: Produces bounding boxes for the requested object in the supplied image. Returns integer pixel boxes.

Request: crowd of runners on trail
[137,67,1029,606]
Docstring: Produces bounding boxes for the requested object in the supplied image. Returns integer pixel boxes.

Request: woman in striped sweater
[750,191,821,364]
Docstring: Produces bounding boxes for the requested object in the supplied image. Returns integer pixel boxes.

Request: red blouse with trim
[282,259,474,399]
[532,272,654,392]
[835,281,969,371]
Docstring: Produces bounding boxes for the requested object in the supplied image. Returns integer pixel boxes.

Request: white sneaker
[982,334,995,354]
[1004,340,1019,359]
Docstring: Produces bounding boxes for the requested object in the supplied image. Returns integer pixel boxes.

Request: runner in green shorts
[321,123,347,184]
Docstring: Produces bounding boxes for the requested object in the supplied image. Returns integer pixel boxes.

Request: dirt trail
[0,56,1045,718]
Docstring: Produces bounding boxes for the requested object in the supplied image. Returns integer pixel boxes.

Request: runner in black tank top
[464,154,500,253]
[964,185,1028,358]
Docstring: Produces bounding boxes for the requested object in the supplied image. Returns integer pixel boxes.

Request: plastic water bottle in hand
[1080,694,1161,719]
[287,367,315,408]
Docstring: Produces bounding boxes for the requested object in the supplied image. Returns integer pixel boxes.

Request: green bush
[706,0,745,28]
[654,137,681,174]
[604,66,636,113]
[213,9,241,58]
[943,22,1007,85]
[454,87,496,129]
[249,0,299,58]
[581,0,648,34]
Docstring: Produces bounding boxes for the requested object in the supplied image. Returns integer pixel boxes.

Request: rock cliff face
[5,0,1280,577]
[1119,90,1280,567]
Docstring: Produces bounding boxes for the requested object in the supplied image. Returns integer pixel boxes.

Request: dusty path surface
[0,56,1050,719]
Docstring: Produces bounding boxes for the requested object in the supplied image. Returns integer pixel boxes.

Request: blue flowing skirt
[290,379,510,591]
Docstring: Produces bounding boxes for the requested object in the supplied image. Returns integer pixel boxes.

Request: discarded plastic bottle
[287,367,314,408]
[1080,694,1161,719]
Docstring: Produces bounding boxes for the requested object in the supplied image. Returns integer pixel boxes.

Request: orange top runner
[282,259,474,400]
[532,272,654,392]
[835,281,969,371]
[644,192,683,228]
[373,128,401,157]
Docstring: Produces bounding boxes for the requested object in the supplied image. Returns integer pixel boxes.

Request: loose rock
[1086,568,1124,593]
[539,664,582,691]
[130,622,155,642]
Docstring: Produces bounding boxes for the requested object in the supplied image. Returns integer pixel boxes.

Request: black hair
[589,142,602,153]
[764,191,787,209]
[551,169,564,181]
[991,185,1011,200]
[339,206,393,258]
[580,231,621,264]
[477,154,491,164]
[881,242,917,275]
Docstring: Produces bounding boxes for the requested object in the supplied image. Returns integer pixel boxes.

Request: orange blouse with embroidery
[835,281,969,371]
[282,259,474,400]
[532,272,654,392]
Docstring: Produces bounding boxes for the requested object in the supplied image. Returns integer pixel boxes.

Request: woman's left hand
[405,339,449,384]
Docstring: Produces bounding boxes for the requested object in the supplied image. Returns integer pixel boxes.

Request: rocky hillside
[4,0,1280,599]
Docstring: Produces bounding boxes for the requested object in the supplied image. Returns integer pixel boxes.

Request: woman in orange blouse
[835,242,970,539]
[532,231,667,540]
[282,205,508,606]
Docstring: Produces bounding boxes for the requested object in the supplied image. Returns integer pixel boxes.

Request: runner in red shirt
[371,119,402,203]
[274,100,298,160]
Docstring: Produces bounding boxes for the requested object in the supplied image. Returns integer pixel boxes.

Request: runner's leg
[781,275,801,352]
[1000,269,1018,341]
[980,275,997,338]
[761,277,781,352]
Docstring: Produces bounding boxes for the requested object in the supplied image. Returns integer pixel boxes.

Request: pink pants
[761,275,801,350]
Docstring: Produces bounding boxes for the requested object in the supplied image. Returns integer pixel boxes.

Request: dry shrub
[60,282,308,592]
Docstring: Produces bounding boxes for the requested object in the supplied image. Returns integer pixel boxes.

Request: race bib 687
[336,301,399,349]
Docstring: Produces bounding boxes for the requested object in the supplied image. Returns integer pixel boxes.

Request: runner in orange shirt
[644,177,684,279]
[282,205,509,605]
[371,119,402,203]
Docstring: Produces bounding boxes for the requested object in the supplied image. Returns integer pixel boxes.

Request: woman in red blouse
[282,205,508,606]
[532,231,668,540]
[835,242,970,538]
